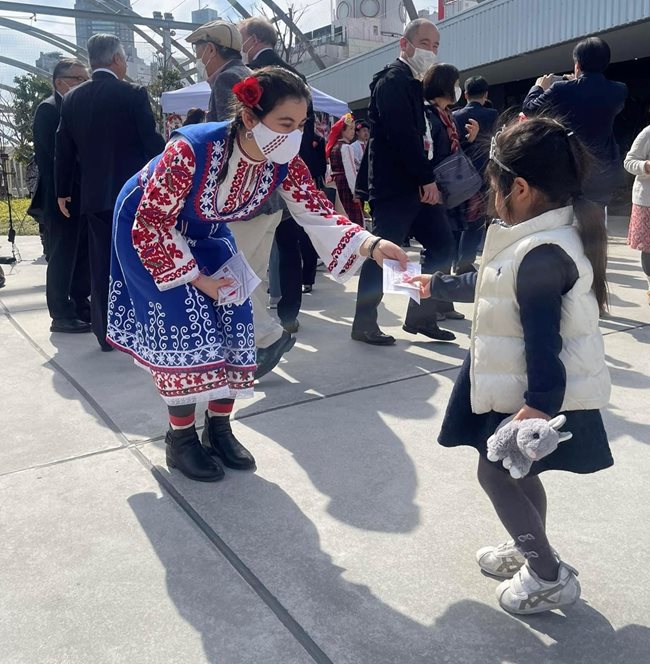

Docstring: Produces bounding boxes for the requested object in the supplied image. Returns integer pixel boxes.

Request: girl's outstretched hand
[513,405,550,422]
[404,274,433,299]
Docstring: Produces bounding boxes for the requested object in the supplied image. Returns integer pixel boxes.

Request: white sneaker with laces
[476,540,526,578]
[496,561,581,615]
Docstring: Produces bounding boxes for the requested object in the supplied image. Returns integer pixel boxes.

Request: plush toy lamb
[487,415,573,479]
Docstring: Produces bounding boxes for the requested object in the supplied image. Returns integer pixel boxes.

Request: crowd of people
[21,12,650,617]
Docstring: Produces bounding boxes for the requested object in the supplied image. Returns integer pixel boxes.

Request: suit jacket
[364,59,434,202]
[249,48,304,79]
[207,59,251,122]
[522,72,627,203]
[31,94,80,222]
[55,70,165,215]
[453,101,499,174]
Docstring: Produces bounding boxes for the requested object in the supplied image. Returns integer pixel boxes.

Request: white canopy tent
[161,80,350,118]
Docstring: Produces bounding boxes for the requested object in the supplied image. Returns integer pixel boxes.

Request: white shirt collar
[93,68,118,78]
[398,56,419,78]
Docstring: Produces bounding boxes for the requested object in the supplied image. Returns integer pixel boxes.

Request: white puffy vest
[470,206,611,415]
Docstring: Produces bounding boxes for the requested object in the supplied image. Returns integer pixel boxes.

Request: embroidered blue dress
[107,122,370,405]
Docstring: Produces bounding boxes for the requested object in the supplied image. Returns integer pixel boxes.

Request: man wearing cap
[186,20,249,122]
[186,20,295,379]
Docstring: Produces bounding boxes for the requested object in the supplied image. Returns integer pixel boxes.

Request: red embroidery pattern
[132,140,196,286]
[282,157,349,218]
[328,228,359,273]
[150,365,255,400]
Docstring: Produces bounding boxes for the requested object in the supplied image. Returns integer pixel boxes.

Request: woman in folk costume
[107,68,406,482]
[326,113,365,226]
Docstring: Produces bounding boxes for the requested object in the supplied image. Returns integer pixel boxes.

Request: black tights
[641,251,650,278]
[167,399,233,420]
[477,455,559,581]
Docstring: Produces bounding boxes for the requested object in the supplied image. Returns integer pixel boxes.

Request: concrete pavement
[1,217,649,664]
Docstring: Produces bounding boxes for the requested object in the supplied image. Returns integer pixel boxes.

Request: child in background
[410,117,612,615]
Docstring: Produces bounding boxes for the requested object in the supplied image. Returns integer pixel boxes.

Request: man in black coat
[32,58,91,333]
[352,18,455,346]
[56,34,165,350]
[236,16,315,371]
[522,36,627,207]
[453,76,499,176]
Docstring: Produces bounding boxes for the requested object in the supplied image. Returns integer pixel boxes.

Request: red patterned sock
[168,412,195,430]
[207,399,234,418]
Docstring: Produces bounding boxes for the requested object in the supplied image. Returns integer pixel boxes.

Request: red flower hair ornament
[232,77,264,111]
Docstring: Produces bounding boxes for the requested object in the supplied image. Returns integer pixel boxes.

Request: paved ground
[1,217,649,664]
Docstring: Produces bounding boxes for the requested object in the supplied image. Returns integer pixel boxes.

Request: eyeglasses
[59,76,89,83]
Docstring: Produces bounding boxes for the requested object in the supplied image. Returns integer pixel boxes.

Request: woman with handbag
[423,64,482,289]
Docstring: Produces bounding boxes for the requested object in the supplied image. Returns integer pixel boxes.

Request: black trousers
[275,217,305,325]
[353,194,455,331]
[85,210,113,346]
[45,213,90,321]
[299,229,318,286]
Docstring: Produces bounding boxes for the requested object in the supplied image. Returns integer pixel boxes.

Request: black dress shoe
[201,413,256,470]
[255,331,296,379]
[351,329,396,346]
[166,426,225,482]
[302,284,313,294]
[445,310,466,320]
[50,318,92,333]
[99,341,114,352]
[402,323,456,341]
[282,320,300,334]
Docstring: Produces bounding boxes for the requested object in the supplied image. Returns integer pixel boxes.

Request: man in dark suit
[235,16,315,371]
[453,76,499,176]
[352,18,455,346]
[32,58,91,333]
[451,76,499,274]
[56,34,165,350]
[522,37,627,206]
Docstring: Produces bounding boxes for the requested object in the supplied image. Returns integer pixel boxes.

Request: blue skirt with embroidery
[106,176,256,405]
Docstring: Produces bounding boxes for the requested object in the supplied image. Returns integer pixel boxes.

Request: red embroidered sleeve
[132,139,200,291]
[278,156,371,282]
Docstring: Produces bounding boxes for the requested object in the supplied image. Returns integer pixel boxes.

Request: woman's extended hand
[512,405,550,422]
[191,274,234,301]
[404,274,433,299]
[362,238,408,269]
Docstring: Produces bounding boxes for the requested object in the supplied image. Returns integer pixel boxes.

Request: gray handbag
[433,151,483,210]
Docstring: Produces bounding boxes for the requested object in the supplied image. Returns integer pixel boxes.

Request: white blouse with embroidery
[132,137,371,292]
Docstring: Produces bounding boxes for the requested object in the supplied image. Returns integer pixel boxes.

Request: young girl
[410,117,612,615]
[107,68,405,483]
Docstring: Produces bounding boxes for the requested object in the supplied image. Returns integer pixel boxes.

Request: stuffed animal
[487,415,573,479]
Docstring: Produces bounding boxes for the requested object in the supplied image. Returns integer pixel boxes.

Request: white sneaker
[496,561,581,615]
[476,540,526,578]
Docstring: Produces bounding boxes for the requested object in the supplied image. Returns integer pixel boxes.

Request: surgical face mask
[406,41,438,77]
[251,121,303,164]
[241,36,255,65]
[454,85,463,103]
[195,50,214,81]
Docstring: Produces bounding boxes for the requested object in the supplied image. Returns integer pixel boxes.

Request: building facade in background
[73,0,150,83]
[35,51,64,75]
[191,7,220,24]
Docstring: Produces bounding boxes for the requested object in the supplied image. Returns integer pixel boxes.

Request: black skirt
[439,354,614,476]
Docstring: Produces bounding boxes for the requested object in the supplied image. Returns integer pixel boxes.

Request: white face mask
[454,85,463,103]
[251,121,303,164]
[241,36,254,66]
[195,50,214,81]
[406,41,438,77]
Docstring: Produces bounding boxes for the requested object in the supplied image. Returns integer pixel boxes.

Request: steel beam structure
[0,17,88,62]
[0,56,51,81]
[0,2,197,31]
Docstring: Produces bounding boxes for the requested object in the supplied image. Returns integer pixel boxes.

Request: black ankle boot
[165,426,225,482]
[201,413,256,470]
